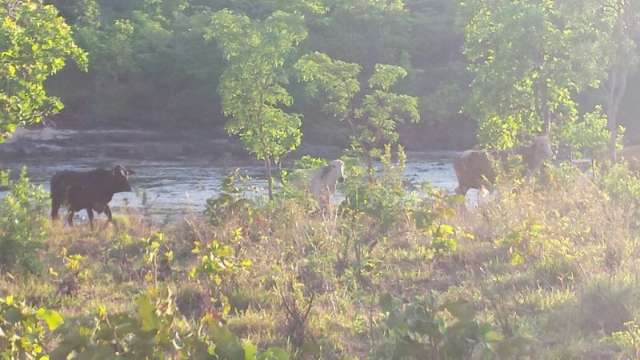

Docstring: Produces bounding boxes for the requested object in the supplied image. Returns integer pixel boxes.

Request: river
[0,128,460,223]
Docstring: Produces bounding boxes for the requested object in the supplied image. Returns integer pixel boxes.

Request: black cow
[50,165,134,229]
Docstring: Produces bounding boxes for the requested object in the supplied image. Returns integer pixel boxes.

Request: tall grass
[2,162,640,358]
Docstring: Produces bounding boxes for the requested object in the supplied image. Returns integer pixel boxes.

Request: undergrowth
[2,159,640,358]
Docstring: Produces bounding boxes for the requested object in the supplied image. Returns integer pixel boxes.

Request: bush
[0,295,63,359]
[343,145,416,230]
[601,164,640,203]
[205,169,257,226]
[610,320,640,358]
[577,281,633,335]
[374,293,532,359]
[0,168,49,273]
[50,288,289,359]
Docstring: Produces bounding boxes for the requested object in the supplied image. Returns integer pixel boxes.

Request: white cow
[308,159,346,206]
[622,145,640,173]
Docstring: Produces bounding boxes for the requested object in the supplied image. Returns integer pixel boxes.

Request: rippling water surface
[1,150,459,222]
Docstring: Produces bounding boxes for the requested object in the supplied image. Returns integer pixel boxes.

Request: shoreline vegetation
[3,159,640,358]
[3,0,640,358]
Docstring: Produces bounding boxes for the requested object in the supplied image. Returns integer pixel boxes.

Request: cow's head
[330,159,346,183]
[112,165,134,193]
[522,135,553,174]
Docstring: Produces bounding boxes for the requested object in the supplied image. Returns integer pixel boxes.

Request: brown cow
[454,135,553,196]
[453,150,496,196]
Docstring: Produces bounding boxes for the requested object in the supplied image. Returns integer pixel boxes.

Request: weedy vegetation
[3,0,640,358]
[3,155,640,359]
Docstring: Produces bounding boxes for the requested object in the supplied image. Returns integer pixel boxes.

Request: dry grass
[3,164,640,358]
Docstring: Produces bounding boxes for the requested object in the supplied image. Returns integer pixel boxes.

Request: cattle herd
[47,135,640,228]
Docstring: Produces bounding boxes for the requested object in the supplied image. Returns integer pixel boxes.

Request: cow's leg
[51,196,61,220]
[86,208,94,230]
[66,210,75,226]
[104,205,113,223]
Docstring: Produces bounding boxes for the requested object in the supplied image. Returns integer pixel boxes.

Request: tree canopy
[459,0,617,149]
[1,0,87,142]
[1,0,638,150]
[208,9,307,198]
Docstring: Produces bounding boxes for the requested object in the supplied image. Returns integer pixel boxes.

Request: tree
[294,51,361,123]
[207,9,308,199]
[557,106,612,161]
[296,52,419,166]
[602,0,640,160]
[355,64,420,161]
[459,0,615,150]
[0,0,87,142]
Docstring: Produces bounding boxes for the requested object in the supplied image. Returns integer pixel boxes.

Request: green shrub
[0,168,49,273]
[343,145,416,230]
[374,293,532,359]
[51,289,289,359]
[205,169,257,226]
[577,281,633,335]
[176,284,206,320]
[0,295,63,359]
[190,238,253,317]
[292,155,327,170]
[601,164,640,203]
[610,320,640,358]
[556,106,612,160]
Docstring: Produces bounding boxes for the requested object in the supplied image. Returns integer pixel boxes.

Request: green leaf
[210,9,307,197]
[0,1,87,141]
[243,340,258,360]
[209,324,244,359]
[484,330,505,342]
[136,295,160,332]
[4,307,23,323]
[257,348,289,360]
[36,308,64,331]
[368,64,407,91]
[444,300,476,322]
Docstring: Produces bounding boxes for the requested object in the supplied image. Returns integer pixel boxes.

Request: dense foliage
[33,0,640,148]
[0,168,49,273]
[0,0,86,142]
[208,9,307,198]
[5,0,640,358]
[33,0,467,147]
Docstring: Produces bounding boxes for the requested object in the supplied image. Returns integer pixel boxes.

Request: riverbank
[0,126,460,221]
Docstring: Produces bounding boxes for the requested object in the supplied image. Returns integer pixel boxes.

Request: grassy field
[2,161,640,359]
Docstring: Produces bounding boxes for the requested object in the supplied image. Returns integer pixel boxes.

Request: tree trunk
[266,157,273,200]
[608,66,627,162]
[536,77,551,135]
[541,84,551,135]
[607,4,631,162]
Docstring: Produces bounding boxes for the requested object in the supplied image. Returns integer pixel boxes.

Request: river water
[0,129,460,222]
[1,155,458,222]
